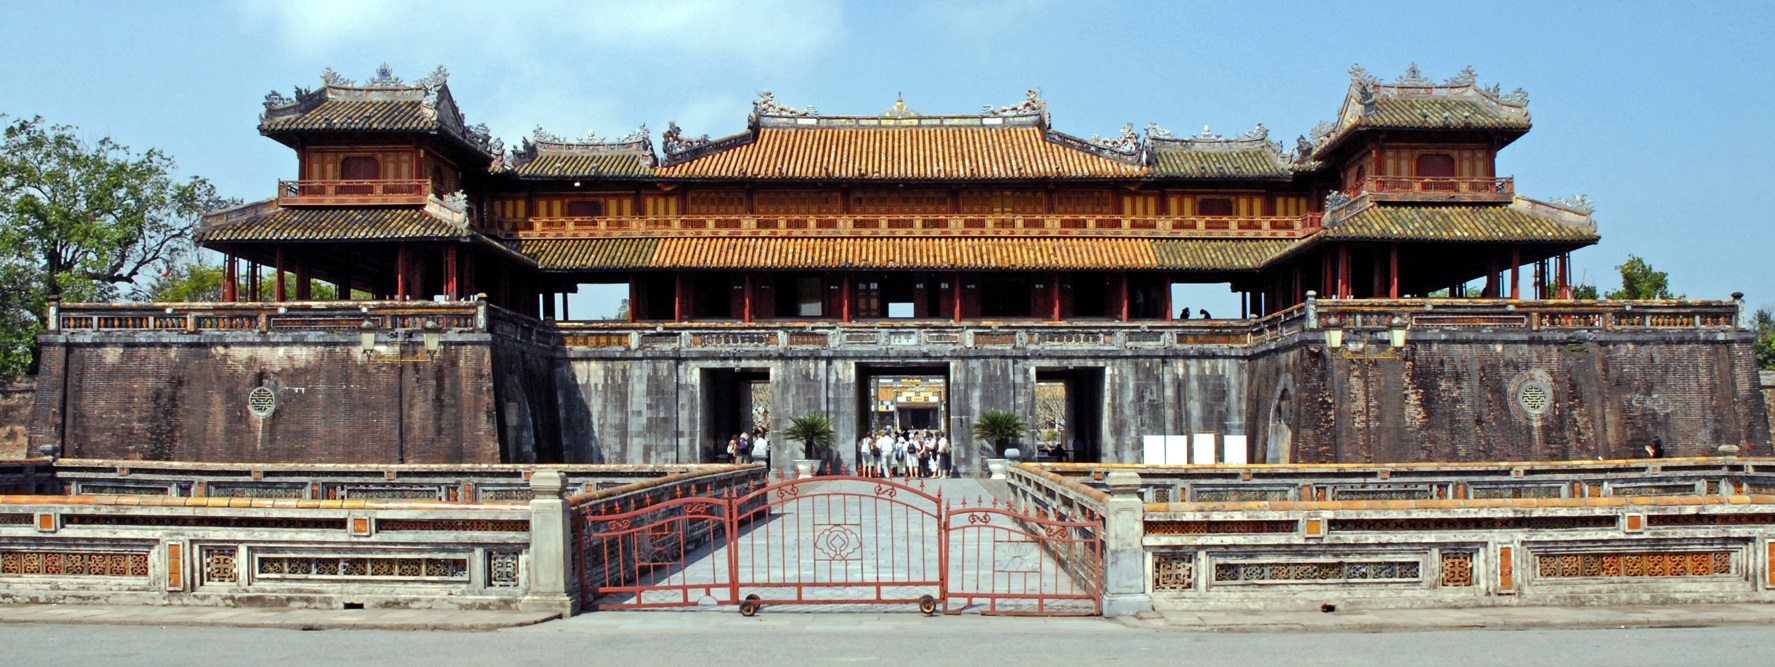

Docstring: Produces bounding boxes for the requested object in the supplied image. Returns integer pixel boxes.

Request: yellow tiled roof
[654,127,1146,180]
[1326,205,1597,242]
[521,236,1308,271]
[259,100,437,133]
[520,238,658,268]
[1150,148,1291,179]
[1153,239,1302,270]
[197,208,471,242]
[1358,96,1532,131]
[514,153,653,178]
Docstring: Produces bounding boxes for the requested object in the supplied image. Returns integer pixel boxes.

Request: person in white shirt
[754,431,770,468]
[936,433,950,478]
[875,433,894,478]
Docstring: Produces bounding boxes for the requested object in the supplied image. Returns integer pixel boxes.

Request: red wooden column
[1558,253,1572,299]
[248,261,260,301]
[951,272,962,323]
[1163,276,1173,321]
[444,245,460,300]
[742,273,754,323]
[841,274,853,323]
[395,244,410,301]
[273,247,286,302]
[1241,290,1249,319]
[1509,247,1521,300]
[1051,272,1063,322]
[1118,273,1130,322]
[295,259,311,300]
[1337,246,1352,299]
[673,273,685,322]
[628,278,640,323]
[1483,253,1500,298]
[222,254,238,302]
[1388,244,1400,298]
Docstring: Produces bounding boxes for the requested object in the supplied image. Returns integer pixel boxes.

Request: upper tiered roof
[260,64,503,165]
[1307,64,1532,159]
[651,90,1147,180]
[1146,124,1298,180]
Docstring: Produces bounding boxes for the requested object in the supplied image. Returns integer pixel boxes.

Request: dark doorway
[1034,368,1105,463]
[980,274,1032,318]
[701,368,770,463]
[855,364,951,438]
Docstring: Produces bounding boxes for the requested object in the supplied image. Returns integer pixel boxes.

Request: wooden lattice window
[340,156,380,180]
[1197,198,1235,216]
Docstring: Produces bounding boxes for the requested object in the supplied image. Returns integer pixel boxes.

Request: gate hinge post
[522,470,580,618]
[1101,470,1153,617]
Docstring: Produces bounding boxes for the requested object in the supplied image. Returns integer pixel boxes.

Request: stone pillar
[1101,470,1152,617]
[522,471,578,617]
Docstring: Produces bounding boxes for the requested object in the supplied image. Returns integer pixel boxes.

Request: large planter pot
[793,459,819,479]
[985,458,1010,480]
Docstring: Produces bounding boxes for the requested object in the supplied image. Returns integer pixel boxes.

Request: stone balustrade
[0,463,763,612]
[1008,459,1775,612]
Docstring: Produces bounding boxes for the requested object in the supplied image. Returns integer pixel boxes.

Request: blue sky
[3,0,1771,316]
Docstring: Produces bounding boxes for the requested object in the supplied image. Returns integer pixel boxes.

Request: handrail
[277,179,431,204]
[1358,175,1513,196]
[504,212,1325,238]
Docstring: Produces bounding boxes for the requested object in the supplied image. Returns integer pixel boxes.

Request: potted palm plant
[972,409,1028,479]
[784,412,835,478]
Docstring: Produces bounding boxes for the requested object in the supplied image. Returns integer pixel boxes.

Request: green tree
[141,261,338,303]
[0,116,220,376]
[783,412,834,460]
[1603,255,1681,300]
[1571,283,1599,300]
[971,409,1029,454]
[1752,307,1775,371]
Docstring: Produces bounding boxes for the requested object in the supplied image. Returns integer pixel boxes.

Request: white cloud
[233,0,846,146]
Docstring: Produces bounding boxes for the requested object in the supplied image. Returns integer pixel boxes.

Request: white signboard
[1142,435,1166,465]
[1166,436,1190,466]
[1222,435,1249,465]
[1191,433,1217,465]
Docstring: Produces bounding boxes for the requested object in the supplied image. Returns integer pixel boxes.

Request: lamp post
[1324,315,1343,349]
[1389,316,1408,348]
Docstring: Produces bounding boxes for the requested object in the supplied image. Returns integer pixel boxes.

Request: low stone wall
[1039,458,1775,504]
[48,459,734,501]
[0,462,762,612]
[1008,460,1775,614]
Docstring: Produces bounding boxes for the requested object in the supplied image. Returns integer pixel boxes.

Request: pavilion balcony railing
[43,297,1746,350]
[1356,175,1514,202]
[501,213,1324,239]
[277,179,432,206]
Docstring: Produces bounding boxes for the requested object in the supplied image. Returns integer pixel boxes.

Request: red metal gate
[943,505,1103,616]
[576,474,1101,615]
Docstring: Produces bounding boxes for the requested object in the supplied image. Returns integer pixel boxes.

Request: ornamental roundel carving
[1507,370,1555,423]
[247,386,277,419]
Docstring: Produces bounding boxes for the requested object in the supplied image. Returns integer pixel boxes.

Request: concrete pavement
[7,601,1775,633]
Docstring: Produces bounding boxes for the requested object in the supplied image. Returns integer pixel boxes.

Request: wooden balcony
[1357,176,1514,203]
[503,213,1325,239]
[277,179,432,206]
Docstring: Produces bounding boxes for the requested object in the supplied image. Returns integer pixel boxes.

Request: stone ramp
[589,476,1093,614]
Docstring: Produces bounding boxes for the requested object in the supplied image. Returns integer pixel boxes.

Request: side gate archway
[574,474,1102,616]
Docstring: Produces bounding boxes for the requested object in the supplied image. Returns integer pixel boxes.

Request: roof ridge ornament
[662,121,713,156]
[1349,64,1379,86]
[1084,123,1141,154]
[1445,66,1478,86]
[1196,125,1220,140]
[1394,62,1434,86]
[1144,122,1175,140]
[364,62,405,88]
[416,65,449,90]
[320,68,354,87]
[756,91,817,117]
[982,88,1045,117]
[883,93,919,118]
[1548,194,1595,215]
